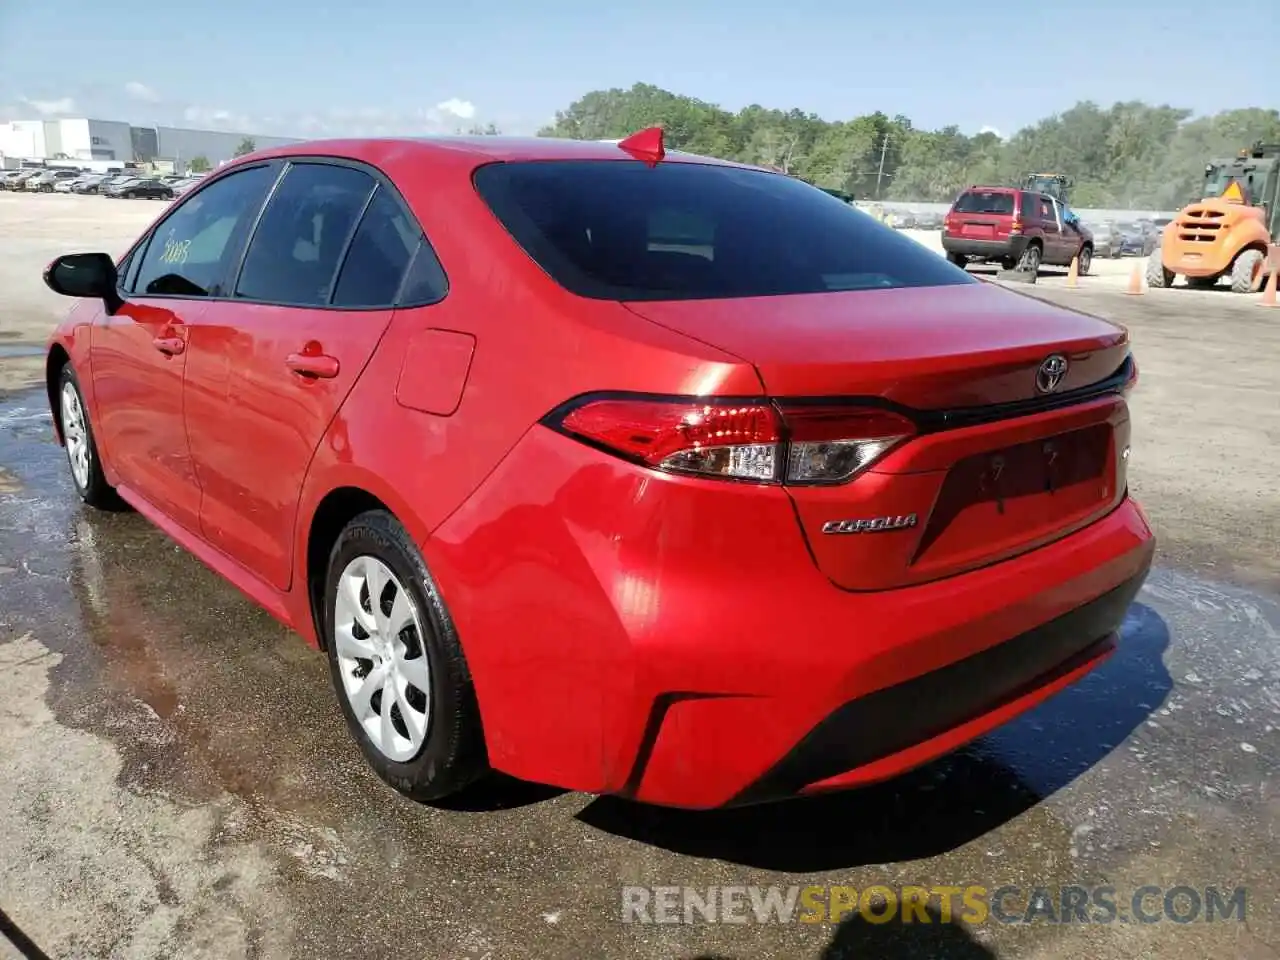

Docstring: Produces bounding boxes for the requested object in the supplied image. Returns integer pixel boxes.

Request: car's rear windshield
[472,160,974,301]
[952,190,1016,215]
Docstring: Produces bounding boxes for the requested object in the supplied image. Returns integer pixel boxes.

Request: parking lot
[0,190,1277,960]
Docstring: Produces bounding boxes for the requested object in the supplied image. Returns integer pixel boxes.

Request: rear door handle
[152,336,185,356]
[286,352,340,379]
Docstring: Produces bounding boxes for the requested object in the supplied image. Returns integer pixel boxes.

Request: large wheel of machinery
[1230,248,1265,294]
[1146,256,1174,288]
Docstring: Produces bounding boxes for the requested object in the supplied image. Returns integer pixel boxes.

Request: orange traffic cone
[1259,267,1278,308]
[1066,256,1079,288]
[1125,261,1144,295]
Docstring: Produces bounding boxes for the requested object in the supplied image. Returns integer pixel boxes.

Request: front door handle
[286,351,340,379]
[152,335,185,356]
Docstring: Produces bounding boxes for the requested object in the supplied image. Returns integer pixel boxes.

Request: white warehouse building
[0,117,299,169]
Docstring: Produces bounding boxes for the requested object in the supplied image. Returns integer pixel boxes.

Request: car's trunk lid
[625,283,1134,590]
[624,282,1129,405]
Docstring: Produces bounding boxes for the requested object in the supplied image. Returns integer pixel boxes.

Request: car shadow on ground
[576,603,1171,872]
[430,773,570,811]
[685,903,997,959]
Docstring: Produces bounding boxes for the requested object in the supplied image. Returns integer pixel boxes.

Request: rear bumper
[730,567,1144,804]
[424,427,1156,810]
[941,235,1029,260]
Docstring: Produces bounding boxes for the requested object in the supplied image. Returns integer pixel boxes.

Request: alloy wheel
[60,382,91,491]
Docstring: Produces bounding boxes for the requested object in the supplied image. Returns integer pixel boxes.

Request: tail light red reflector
[550,396,915,485]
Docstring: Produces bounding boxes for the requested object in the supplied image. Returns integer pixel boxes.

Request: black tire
[323,509,488,802]
[1077,245,1093,276]
[1230,249,1265,293]
[1146,256,1174,288]
[1000,256,1018,271]
[946,252,967,268]
[56,363,119,509]
[1018,242,1042,276]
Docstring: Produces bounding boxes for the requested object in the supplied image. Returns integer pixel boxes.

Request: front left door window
[90,163,279,530]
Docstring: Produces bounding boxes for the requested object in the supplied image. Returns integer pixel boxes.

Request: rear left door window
[234,162,376,307]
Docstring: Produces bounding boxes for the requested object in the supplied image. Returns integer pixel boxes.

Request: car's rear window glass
[473,160,974,301]
[953,191,1016,215]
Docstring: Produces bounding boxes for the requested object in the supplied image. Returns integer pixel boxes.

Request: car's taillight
[776,403,916,484]
[1009,218,1023,234]
[548,396,916,485]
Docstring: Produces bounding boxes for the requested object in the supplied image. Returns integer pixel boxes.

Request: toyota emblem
[1035,354,1069,394]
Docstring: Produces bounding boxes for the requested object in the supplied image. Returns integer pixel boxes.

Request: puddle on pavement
[0,344,44,359]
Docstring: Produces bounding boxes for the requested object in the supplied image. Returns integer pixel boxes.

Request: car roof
[238,135,759,172]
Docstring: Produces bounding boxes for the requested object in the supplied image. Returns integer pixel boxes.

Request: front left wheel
[323,509,488,802]
[57,364,118,508]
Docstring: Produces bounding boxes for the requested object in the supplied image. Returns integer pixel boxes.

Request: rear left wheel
[1018,243,1042,276]
[1078,245,1092,276]
[323,509,488,802]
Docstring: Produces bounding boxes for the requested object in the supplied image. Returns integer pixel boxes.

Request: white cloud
[435,98,475,121]
[978,125,1003,138]
[182,105,254,132]
[170,98,486,139]
[21,96,75,116]
[125,81,160,103]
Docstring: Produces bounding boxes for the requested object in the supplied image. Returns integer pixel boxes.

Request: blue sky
[1,0,1275,139]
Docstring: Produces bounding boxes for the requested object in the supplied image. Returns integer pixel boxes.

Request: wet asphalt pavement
[0,379,1277,958]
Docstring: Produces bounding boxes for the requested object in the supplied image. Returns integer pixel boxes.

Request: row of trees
[537,84,1280,209]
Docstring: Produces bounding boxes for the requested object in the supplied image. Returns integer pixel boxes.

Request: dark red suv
[942,186,1093,276]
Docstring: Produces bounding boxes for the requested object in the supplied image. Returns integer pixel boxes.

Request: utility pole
[874,132,890,200]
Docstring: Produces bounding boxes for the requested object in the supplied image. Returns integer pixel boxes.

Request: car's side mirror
[43,252,124,314]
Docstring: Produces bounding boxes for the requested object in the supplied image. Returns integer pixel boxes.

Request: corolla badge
[1035,354,1069,394]
[822,514,918,535]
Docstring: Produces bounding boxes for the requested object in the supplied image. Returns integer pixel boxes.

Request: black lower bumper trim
[941,236,1029,259]
[729,561,1151,806]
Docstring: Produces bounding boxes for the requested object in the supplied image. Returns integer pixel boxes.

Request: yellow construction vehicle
[1147,141,1280,292]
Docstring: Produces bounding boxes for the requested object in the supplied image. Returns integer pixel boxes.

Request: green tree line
[538,83,1280,209]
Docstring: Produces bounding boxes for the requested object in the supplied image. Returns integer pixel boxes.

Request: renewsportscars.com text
[620,884,1247,925]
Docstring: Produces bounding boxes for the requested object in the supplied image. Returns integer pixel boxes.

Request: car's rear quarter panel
[289,143,761,634]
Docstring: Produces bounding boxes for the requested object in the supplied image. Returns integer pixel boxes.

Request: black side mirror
[43,252,124,314]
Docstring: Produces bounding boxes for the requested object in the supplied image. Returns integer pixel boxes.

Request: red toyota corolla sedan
[42,130,1154,809]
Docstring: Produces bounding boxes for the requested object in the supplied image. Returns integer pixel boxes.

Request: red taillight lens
[558,399,782,481]
[550,397,915,485]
